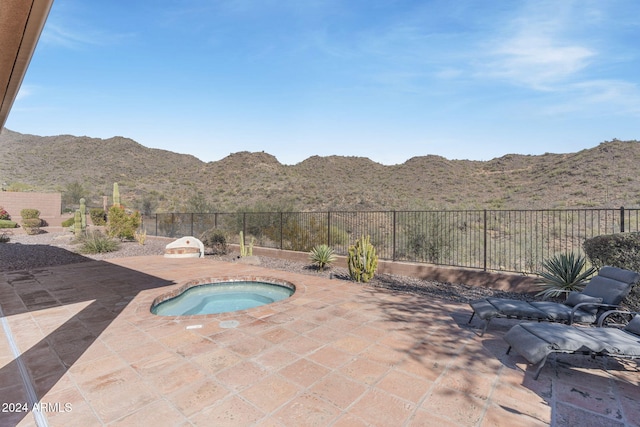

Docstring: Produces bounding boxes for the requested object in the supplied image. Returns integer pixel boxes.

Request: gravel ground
[0,229,530,303]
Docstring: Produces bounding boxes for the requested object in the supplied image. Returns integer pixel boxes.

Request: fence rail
[143,208,640,274]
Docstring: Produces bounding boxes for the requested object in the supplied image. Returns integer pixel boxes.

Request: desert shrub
[20,209,40,219]
[134,229,147,245]
[408,232,449,263]
[21,218,42,235]
[278,218,312,251]
[403,214,453,263]
[583,233,640,271]
[0,232,9,243]
[0,207,10,220]
[107,205,141,240]
[62,217,75,227]
[20,209,42,235]
[90,208,107,226]
[583,232,640,311]
[61,181,87,212]
[535,252,596,299]
[78,230,120,254]
[0,220,17,228]
[347,235,378,283]
[21,218,42,228]
[309,244,337,271]
[157,213,189,238]
[278,215,326,252]
[200,229,228,255]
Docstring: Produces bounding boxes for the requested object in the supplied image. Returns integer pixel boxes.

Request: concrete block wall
[0,192,63,226]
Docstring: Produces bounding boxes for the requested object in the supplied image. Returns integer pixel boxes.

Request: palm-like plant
[309,244,337,271]
[535,252,596,299]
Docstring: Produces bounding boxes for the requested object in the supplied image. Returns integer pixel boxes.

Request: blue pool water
[151,281,294,316]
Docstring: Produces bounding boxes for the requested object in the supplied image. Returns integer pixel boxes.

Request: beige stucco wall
[0,192,62,226]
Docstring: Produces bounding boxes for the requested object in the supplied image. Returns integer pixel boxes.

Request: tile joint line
[0,305,49,427]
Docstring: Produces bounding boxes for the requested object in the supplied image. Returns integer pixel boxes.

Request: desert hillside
[1,128,638,213]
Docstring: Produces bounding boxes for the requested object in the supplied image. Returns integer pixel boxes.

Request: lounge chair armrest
[569,302,617,324]
[597,310,640,327]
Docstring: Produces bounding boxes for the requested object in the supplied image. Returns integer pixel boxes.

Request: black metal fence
[144,208,640,274]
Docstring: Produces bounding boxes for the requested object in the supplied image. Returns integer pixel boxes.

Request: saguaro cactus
[347,235,378,283]
[74,209,82,237]
[113,183,120,207]
[239,231,254,257]
[79,198,87,230]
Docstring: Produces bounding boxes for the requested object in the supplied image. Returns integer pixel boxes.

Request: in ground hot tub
[151,277,295,316]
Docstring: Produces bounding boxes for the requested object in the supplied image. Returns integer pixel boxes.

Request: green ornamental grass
[78,230,120,254]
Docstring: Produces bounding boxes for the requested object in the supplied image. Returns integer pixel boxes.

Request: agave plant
[309,244,337,271]
[535,252,596,299]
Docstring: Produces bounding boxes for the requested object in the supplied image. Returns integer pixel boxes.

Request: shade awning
[0,0,53,130]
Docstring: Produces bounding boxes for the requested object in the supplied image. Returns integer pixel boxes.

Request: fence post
[155,214,158,236]
[280,212,283,249]
[190,213,194,236]
[242,212,246,245]
[620,206,625,233]
[392,211,397,261]
[327,211,331,246]
[483,209,487,271]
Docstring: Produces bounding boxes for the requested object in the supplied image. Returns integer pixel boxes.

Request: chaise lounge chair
[503,312,640,379]
[468,266,640,336]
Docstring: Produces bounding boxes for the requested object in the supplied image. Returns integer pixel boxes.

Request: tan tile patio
[0,255,639,426]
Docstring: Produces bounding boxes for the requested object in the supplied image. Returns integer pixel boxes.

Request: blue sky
[6,0,640,165]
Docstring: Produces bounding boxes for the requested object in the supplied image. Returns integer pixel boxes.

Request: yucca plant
[78,230,120,254]
[309,244,337,271]
[535,252,596,299]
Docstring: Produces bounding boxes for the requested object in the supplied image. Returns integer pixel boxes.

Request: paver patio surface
[0,255,638,426]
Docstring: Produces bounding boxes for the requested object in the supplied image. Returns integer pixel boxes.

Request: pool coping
[150,275,298,316]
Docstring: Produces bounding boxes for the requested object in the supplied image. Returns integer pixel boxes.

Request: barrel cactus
[347,235,378,283]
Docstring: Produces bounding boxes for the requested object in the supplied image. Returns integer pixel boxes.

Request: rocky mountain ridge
[1,128,638,212]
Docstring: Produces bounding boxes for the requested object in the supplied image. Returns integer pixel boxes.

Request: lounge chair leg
[532,356,548,380]
[480,320,489,337]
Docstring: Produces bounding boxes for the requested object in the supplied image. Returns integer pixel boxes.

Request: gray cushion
[486,298,548,320]
[598,266,640,286]
[469,299,500,320]
[581,326,640,356]
[624,315,640,337]
[529,300,596,323]
[504,323,606,364]
[582,276,631,306]
[564,292,603,315]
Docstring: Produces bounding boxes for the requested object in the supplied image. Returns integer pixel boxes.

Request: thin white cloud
[15,85,35,101]
[41,21,134,49]
[477,1,597,91]
[487,35,594,90]
[543,80,640,116]
[41,23,96,48]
